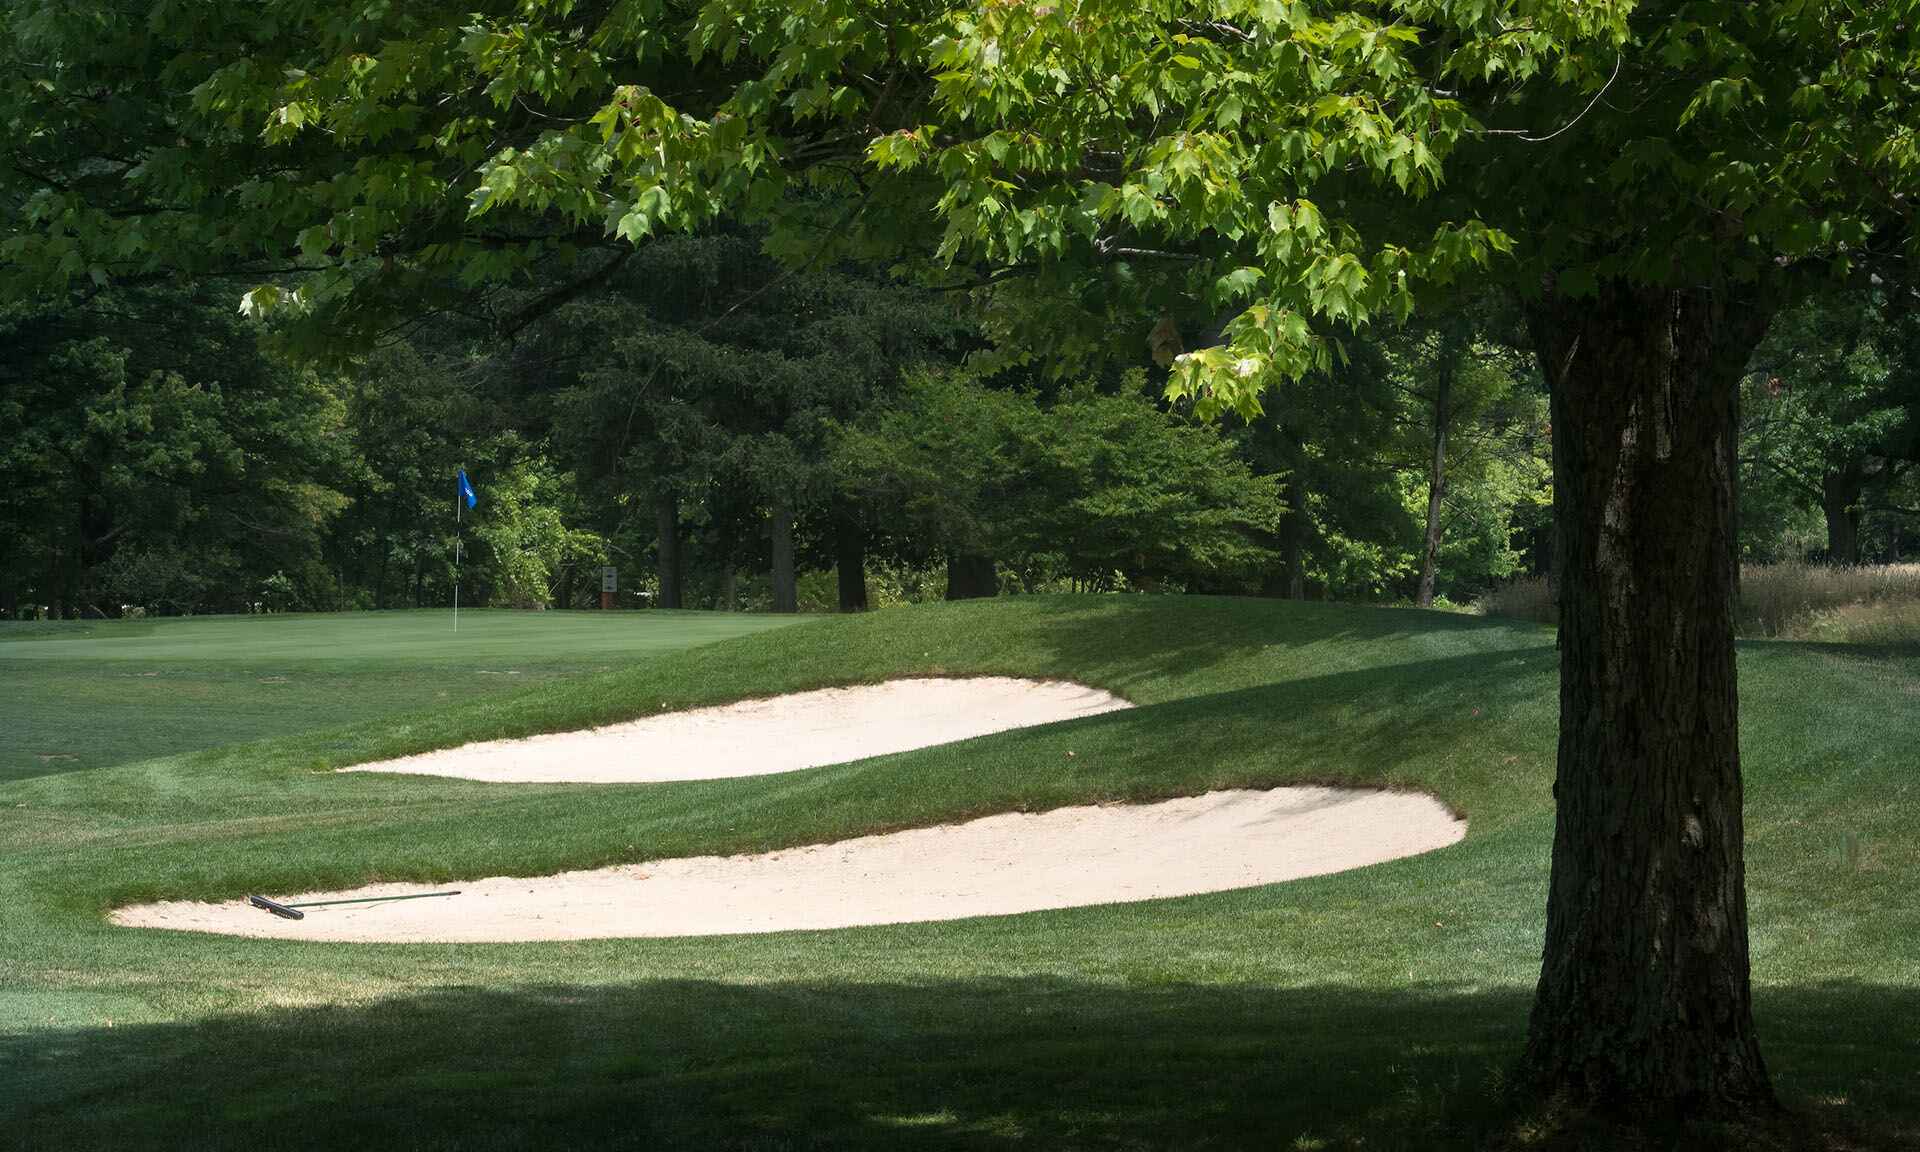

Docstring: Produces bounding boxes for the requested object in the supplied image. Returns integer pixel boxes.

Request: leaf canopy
[5,1,1917,411]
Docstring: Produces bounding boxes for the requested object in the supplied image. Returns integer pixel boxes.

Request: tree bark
[1279,471,1308,600]
[1821,469,1863,565]
[944,552,997,600]
[1728,384,1743,601]
[374,527,389,611]
[47,521,64,617]
[834,502,868,612]
[769,498,798,614]
[654,489,683,610]
[1523,279,1775,1111]
[1415,342,1459,608]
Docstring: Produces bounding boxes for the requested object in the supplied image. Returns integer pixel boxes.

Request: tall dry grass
[1476,562,1920,644]
[1475,575,1557,626]
[1741,561,1920,641]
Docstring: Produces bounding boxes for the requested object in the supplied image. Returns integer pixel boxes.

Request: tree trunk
[1522,280,1775,1112]
[835,502,868,613]
[769,499,798,614]
[1279,472,1308,600]
[374,527,389,610]
[1415,344,1459,608]
[655,489,683,610]
[944,552,997,600]
[1820,469,1863,565]
[1728,384,1743,600]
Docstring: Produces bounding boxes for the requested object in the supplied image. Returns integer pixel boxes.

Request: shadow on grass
[1001,594,1546,692]
[1750,638,1920,664]
[0,619,159,641]
[5,978,1914,1151]
[1070,646,1556,782]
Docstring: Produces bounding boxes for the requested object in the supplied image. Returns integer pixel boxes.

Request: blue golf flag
[458,468,477,510]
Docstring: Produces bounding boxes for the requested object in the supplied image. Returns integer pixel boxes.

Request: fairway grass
[0,609,798,780]
[1,597,1915,1149]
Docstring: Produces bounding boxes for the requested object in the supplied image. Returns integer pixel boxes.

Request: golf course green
[0,609,798,781]
[2,597,1915,1149]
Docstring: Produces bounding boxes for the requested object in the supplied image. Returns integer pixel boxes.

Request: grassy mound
[2,596,1915,1149]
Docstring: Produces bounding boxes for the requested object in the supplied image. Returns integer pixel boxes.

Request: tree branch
[495,248,635,340]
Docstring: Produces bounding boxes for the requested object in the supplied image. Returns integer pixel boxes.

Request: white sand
[339,677,1132,784]
[112,787,1465,942]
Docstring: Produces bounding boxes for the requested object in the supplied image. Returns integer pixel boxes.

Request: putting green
[0,609,802,780]
[0,607,796,663]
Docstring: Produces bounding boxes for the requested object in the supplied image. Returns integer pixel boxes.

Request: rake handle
[286,890,462,909]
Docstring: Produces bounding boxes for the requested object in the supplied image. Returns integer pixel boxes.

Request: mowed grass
[0,609,799,781]
[1,597,1915,1150]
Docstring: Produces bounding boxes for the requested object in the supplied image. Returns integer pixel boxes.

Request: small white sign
[600,566,618,593]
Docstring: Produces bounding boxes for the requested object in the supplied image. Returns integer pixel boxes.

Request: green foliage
[0,287,346,614]
[7,0,1917,620]
[1385,325,1551,598]
[93,547,212,615]
[5,0,1917,618]
[1740,289,1920,562]
[469,453,605,609]
[837,372,1283,590]
[1022,380,1287,589]
[516,234,968,602]
[1226,341,1411,599]
[9,0,1915,431]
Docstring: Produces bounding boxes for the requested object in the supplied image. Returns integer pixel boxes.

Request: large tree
[835,370,1284,593]
[518,233,963,610]
[0,285,345,615]
[7,0,1920,1125]
[1742,289,1920,564]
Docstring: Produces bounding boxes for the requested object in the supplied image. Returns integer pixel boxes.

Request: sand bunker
[113,786,1465,942]
[340,677,1131,784]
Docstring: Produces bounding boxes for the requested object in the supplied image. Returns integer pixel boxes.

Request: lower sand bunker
[113,787,1465,943]
[340,677,1131,783]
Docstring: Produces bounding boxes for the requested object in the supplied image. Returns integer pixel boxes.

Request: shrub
[259,572,298,613]
[95,547,213,615]
[470,455,605,609]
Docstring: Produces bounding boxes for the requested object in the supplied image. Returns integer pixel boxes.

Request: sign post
[600,565,618,611]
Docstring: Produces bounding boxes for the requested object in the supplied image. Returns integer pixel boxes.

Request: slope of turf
[0,609,798,780]
[1,596,1914,1149]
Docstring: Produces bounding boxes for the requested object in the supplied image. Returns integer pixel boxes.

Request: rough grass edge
[1475,562,1920,643]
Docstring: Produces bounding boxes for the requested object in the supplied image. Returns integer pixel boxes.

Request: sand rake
[248,890,461,920]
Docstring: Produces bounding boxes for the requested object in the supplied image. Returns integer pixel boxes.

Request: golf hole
[111,786,1466,942]
[336,677,1132,784]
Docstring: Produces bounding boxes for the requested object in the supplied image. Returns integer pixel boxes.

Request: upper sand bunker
[340,676,1131,784]
[113,786,1465,942]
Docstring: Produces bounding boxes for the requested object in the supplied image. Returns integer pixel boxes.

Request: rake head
[247,894,305,920]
